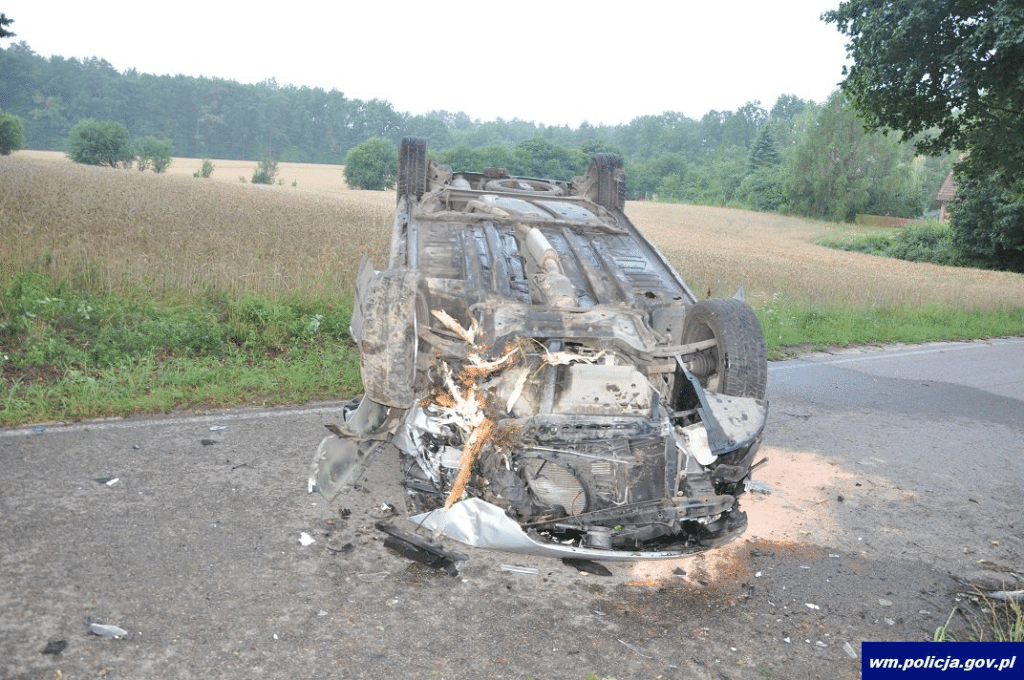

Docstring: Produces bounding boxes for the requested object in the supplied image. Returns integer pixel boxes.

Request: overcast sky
[4,0,851,127]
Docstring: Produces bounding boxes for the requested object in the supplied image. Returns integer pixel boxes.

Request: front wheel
[397,137,427,204]
[358,269,430,408]
[682,298,767,399]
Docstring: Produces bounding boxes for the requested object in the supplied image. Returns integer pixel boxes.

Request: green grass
[3,272,1022,426]
[933,596,1024,643]
[1,272,361,426]
[759,293,1024,358]
[815,220,959,266]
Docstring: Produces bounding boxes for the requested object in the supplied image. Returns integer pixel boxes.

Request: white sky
[4,0,851,127]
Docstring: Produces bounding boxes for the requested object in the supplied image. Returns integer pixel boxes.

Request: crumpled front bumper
[409,496,747,561]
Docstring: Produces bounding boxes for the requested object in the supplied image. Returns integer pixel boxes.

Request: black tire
[681,298,767,399]
[358,269,430,408]
[589,153,625,211]
[397,137,427,205]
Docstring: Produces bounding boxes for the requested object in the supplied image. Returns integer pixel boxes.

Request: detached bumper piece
[376,522,468,577]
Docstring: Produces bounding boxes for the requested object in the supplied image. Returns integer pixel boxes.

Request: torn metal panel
[410,498,714,561]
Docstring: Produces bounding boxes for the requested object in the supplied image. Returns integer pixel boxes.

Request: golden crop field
[3,150,1023,311]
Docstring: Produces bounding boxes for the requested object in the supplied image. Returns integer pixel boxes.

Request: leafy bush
[889,222,957,264]
[66,119,134,167]
[193,158,214,178]
[0,111,25,155]
[816,221,957,265]
[251,159,278,184]
[135,136,173,173]
[343,138,396,190]
[949,179,1024,273]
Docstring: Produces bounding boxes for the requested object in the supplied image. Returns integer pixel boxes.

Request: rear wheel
[682,298,767,399]
[588,153,625,211]
[397,137,427,204]
[358,269,430,408]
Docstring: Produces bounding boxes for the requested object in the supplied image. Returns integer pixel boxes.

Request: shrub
[251,159,278,185]
[193,159,214,178]
[0,111,25,155]
[889,221,957,265]
[343,138,396,190]
[66,119,134,167]
[136,136,173,173]
[816,221,958,265]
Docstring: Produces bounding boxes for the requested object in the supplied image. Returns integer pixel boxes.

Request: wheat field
[3,150,1023,311]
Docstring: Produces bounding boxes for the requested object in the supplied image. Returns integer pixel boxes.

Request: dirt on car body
[311,138,769,560]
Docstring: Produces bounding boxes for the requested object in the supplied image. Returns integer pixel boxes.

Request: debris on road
[562,558,613,576]
[377,522,466,577]
[41,640,67,655]
[88,623,128,638]
[500,564,539,575]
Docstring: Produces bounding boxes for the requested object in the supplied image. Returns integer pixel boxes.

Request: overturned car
[310,138,768,560]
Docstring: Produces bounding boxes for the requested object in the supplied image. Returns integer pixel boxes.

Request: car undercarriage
[310,138,768,560]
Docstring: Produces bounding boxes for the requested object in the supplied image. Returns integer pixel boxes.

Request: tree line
[0,40,951,217]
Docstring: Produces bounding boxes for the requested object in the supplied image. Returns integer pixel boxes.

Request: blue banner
[863,642,1022,678]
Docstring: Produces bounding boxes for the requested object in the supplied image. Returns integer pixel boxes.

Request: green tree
[0,13,14,39]
[0,111,25,154]
[65,118,134,167]
[193,159,215,178]
[824,0,1024,198]
[734,166,787,212]
[786,91,919,221]
[135,136,173,173]
[343,138,396,190]
[251,159,278,184]
[948,180,1024,273]
[513,136,585,179]
[748,125,781,172]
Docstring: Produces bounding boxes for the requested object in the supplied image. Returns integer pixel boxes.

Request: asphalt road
[1,338,1022,679]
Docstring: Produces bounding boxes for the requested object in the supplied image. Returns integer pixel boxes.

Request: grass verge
[3,273,1022,426]
[1,273,361,426]
[934,595,1024,643]
[759,293,1024,358]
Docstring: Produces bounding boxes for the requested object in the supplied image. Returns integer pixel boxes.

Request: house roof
[935,171,957,203]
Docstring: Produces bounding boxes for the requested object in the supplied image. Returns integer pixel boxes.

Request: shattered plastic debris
[88,623,128,638]
[356,572,388,582]
[299,532,316,547]
[209,425,228,431]
[562,558,613,576]
[988,589,1024,602]
[500,564,539,575]
[371,502,397,519]
[746,479,773,494]
[377,522,466,577]
[41,640,67,655]
[805,603,820,610]
[843,641,858,659]
[326,541,355,554]
[878,598,893,606]
[32,426,46,434]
